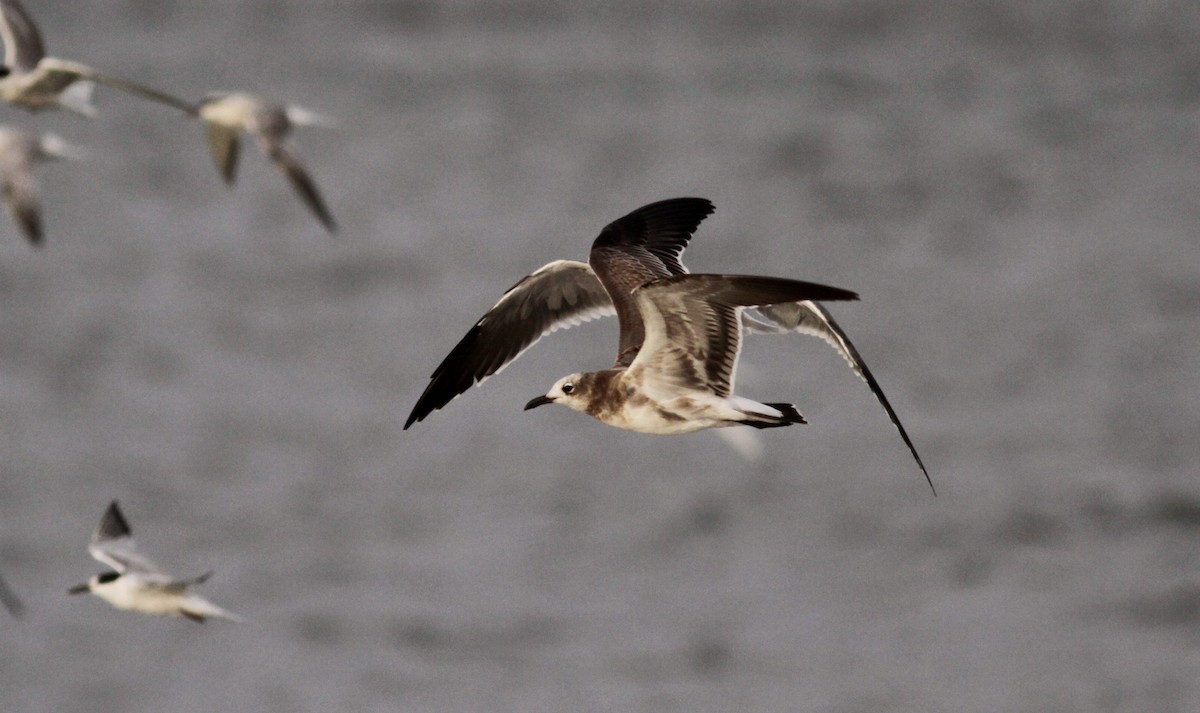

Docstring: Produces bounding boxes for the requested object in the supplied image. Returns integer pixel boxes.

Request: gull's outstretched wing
[405,260,616,428]
[589,197,715,366]
[748,301,933,493]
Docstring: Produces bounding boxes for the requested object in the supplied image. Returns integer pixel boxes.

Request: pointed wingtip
[96,500,132,541]
[918,460,936,496]
[0,572,25,619]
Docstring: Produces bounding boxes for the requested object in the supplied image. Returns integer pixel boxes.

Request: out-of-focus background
[1,1,1198,711]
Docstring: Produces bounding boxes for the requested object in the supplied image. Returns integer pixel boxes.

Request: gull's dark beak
[67,583,90,595]
[524,395,554,410]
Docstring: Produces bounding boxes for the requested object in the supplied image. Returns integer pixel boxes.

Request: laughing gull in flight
[0,0,193,116]
[522,272,858,430]
[191,92,337,233]
[0,125,84,245]
[406,197,933,490]
[68,501,241,623]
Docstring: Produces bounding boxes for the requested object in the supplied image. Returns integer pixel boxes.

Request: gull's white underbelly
[600,393,750,435]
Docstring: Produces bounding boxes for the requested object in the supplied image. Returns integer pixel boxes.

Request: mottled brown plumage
[404,197,933,492]
[588,197,715,366]
[525,274,859,433]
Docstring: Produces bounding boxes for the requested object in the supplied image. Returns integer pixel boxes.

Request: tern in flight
[0,124,83,245]
[68,501,241,622]
[0,0,193,116]
[191,92,337,233]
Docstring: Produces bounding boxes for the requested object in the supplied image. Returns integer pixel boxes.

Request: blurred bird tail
[59,80,98,117]
[285,105,335,128]
[181,596,242,623]
[40,133,88,160]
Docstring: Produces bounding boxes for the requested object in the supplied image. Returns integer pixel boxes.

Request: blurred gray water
[2,1,1199,711]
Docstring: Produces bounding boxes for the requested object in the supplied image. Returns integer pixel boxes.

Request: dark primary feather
[268,144,337,233]
[94,500,132,542]
[251,104,336,233]
[590,196,714,275]
[12,202,40,243]
[639,273,859,308]
[3,178,41,244]
[87,500,165,575]
[0,570,23,618]
[589,197,715,366]
[404,260,613,428]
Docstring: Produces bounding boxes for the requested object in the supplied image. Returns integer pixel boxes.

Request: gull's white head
[525,372,591,414]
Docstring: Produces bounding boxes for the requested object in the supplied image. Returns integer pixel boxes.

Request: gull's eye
[562,383,575,395]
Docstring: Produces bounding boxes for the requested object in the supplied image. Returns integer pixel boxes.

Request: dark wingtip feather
[808,305,935,495]
[405,323,486,429]
[0,572,24,619]
[645,274,858,305]
[591,197,715,256]
[96,500,132,541]
[13,204,43,246]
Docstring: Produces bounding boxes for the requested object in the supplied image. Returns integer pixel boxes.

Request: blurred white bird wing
[88,538,162,576]
[88,501,163,575]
